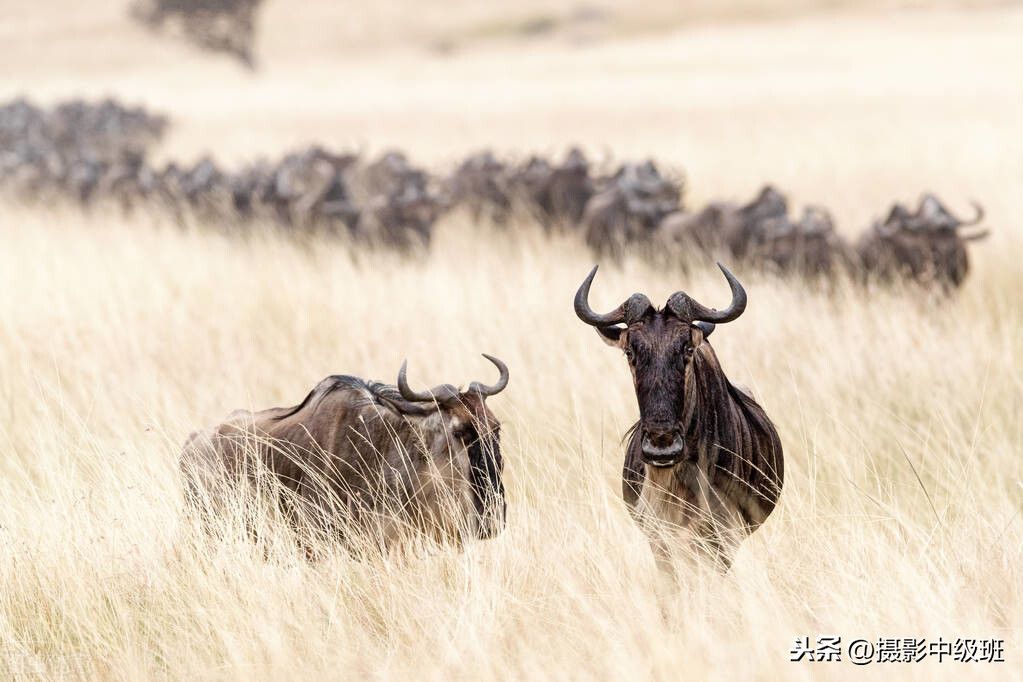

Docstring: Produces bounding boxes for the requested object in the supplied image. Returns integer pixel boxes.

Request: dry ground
[1,1,1022,680]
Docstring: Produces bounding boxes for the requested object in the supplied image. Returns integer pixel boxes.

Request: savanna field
[1,1,1022,679]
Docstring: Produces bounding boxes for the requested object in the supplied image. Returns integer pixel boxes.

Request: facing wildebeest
[574,264,783,571]
[180,355,509,552]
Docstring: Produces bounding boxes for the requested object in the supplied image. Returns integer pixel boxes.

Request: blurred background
[4,0,1020,225]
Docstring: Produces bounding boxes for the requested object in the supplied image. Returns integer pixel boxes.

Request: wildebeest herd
[3,99,989,573]
[182,267,775,573]
[1,97,990,291]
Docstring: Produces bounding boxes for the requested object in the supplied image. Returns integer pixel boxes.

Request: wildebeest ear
[691,321,715,346]
[690,325,704,349]
[595,325,624,346]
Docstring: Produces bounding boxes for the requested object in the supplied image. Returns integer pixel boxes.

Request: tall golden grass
[2,2,1022,679]
[2,205,1019,679]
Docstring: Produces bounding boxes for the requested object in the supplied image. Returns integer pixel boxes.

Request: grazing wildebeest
[574,264,783,571]
[180,356,509,551]
[857,194,989,289]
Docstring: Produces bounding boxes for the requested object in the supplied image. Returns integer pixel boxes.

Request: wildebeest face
[447,394,505,540]
[397,356,509,540]
[598,313,710,465]
[575,264,747,467]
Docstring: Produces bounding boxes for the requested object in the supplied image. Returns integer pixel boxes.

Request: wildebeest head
[872,194,989,288]
[615,160,682,220]
[396,354,509,539]
[574,263,746,466]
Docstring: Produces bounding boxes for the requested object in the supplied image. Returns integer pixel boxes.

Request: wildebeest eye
[624,348,635,361]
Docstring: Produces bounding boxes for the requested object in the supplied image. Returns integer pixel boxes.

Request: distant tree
[129,0,264,69]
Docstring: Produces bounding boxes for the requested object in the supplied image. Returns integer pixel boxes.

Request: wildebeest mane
[467,434,505,539]
[269,375,440,422]
[622,421,644,507]
[619,345,783,521]
[691,347,783,523]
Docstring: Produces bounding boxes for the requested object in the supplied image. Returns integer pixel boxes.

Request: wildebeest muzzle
[641,429,685,467]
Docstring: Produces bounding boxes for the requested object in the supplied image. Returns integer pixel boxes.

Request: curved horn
[955,201,985,227]
[574,265,652,327]
[398,360,433,402]
[468,354,509,397]
[397,360,460,403]
[690,263,747,324]
[961,228,991,241]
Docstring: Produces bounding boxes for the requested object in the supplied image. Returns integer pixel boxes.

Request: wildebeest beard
[450,391,505,540]
[466,425,505,540]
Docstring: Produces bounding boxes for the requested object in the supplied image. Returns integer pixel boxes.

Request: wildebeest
[657,200,743,256]
[658,186,854,278]
[445,150,514,226]
[263,146,359,230]
[582,160,682,258]
[745,205,855,278]
[856,193,989,289]
[510,147,595,231]
[574,264,783,571]
[180,355,509,552]
[346,151,446,249]
[657,185,789,261]
[0,102,995,287]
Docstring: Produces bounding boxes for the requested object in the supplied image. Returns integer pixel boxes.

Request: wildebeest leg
[692,469,745,573]
[639,518,704,589]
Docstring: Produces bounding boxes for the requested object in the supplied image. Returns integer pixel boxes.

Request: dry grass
[2,1,1023,680]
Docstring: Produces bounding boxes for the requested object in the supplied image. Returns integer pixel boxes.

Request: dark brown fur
[180,374,505,550]
[576,265,783,571]
[856,195,988,290]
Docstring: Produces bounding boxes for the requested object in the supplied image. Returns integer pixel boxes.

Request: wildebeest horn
[955,201,985,227]
[667,263,747,324]
[397,360,460,403]
[574,265,652,327]
[468,354,509,397]
[961,228,991,241]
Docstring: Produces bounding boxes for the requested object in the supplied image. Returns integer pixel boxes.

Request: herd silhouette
[1,97,990,290]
